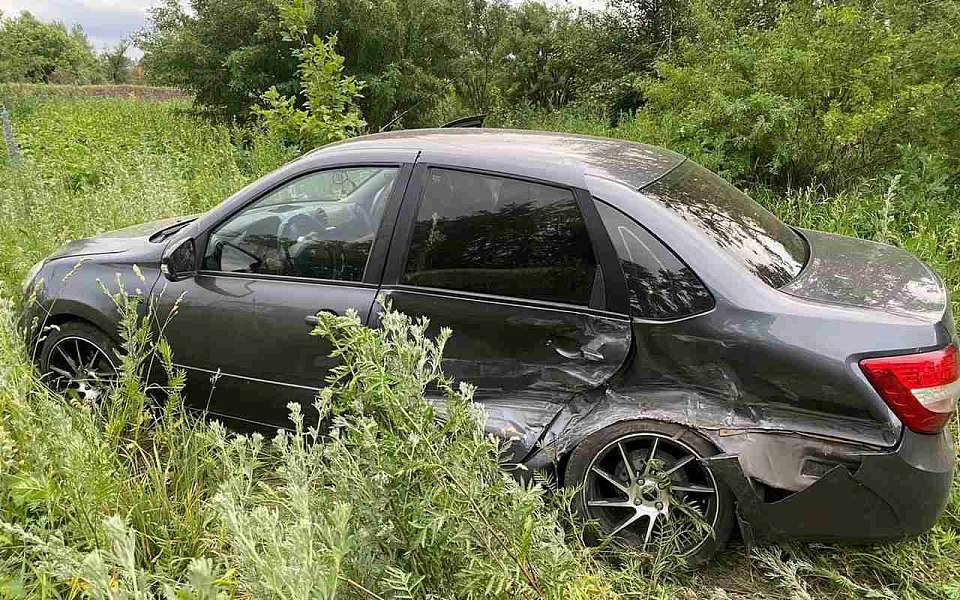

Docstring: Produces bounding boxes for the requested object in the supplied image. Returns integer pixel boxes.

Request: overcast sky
[0,0,603,59]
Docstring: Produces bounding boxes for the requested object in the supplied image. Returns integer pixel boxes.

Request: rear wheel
[39,321,118,405]
[565,420,735,565]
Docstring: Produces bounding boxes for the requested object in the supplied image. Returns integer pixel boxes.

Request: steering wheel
[277,212,328,275]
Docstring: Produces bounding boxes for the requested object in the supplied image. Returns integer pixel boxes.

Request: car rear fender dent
[538,386,895,457]
[522,386,898,491]
[429,393,566,465]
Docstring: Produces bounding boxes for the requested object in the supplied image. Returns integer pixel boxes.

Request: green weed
[1,93,959,599]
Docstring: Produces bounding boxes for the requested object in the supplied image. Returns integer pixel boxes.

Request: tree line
[137,0,671,128]
[0,12,137,85]
[2,0,958,195]
[139,0,960,193]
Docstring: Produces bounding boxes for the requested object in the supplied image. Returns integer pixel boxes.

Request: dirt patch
[0,84,191,101]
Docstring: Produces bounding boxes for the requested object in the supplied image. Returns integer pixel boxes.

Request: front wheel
[564,420,735,565]
[39,321,118,405]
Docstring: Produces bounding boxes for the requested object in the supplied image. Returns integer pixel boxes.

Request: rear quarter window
[596,201,713,319]
[643,161,807,288]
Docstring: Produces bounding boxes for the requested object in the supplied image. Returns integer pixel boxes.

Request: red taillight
[860,345,959,434]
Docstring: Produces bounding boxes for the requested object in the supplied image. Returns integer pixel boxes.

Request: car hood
[781,229,947,322]
[49,216,194,260]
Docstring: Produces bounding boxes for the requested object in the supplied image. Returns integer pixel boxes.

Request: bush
[623,0,960,191]
[252,0,365,152]
[0,275,704,597]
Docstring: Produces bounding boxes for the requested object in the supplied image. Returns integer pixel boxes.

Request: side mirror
[161,237,197,282]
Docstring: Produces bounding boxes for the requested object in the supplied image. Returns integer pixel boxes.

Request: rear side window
[596,201,713,319]
[644,160,807,288]
[402,168,596,305]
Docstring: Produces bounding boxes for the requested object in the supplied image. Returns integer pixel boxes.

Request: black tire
[564,419,735,566]
[39,321,118,404]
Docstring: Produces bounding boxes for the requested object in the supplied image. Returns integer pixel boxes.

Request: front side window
[402,168,596,305]
[644,160,807,288]
[596,201,713,319]
[203,167,398,281]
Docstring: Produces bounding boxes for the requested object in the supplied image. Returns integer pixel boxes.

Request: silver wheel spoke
[642,514,658,547]
[587,498,634,508]
[672,483,714,494]
[56,345,78,371]
[49,365,73,378]
[617,442,637,485]
[642,437,659,476]
[85,348,101,371]
[47,338,116,398]
[664,455,694,476]
[586,433,717,556]
[591,466,629,495]
[609,510,643,537]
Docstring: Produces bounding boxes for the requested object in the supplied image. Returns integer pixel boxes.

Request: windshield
[643,161,807,288]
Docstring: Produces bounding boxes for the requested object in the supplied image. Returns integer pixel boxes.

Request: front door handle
[304,309,338,326]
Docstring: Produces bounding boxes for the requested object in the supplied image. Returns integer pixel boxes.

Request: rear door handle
[581,348,604,362]
[553,345,605,362]
[304,309,338,326]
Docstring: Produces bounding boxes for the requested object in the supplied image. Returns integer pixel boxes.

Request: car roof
[314,128,686,190]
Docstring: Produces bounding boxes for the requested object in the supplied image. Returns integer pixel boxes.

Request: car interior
[203,167,398,280]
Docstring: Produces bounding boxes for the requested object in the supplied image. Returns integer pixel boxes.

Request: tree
[100,40,133,84]
[631,0,960,190]
[496,3,594,109]
[252,0,365,150]
[138,0,299,118]
[139,0,461,128]
[449,0,511,113]
[0,11,101,84]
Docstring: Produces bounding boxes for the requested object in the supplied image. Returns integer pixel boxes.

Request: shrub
[251,0,365,152]
[619,1,960,192]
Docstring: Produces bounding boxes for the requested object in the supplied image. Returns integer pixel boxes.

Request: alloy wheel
[583,432,720,555]
[45,336,117,404]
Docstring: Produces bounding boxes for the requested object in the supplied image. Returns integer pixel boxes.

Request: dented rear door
[379,164,632,462]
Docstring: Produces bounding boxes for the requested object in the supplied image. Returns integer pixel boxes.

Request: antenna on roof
[379,98,426,133]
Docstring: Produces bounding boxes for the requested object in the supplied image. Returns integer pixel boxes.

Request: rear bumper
[710,428,955,543]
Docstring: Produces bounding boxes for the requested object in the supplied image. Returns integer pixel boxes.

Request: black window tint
[402,168,596,305]
[596,201,713,319]
[203,167,398,281]
[644,161,807,288]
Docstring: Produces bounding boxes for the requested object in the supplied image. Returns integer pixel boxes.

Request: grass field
[1,91,959,598]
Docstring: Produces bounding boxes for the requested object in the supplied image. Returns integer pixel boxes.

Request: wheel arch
[36,306,120,361]
[555,416,722,487]
[523,386,885,494]
[50,304,117,337]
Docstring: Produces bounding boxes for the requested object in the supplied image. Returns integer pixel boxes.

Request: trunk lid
[781,229,947,323]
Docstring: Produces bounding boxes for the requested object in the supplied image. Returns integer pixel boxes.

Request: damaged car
[21,129,957,563]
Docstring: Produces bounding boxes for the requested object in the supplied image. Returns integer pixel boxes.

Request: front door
[158,164,407,428]
[381,166,632,461]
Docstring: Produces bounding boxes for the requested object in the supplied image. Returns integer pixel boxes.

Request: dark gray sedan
[21,129,957,563]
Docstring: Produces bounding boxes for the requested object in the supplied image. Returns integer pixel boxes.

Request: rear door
[379,164,632,462]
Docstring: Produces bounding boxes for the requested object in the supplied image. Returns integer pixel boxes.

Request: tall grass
[0,93,295,288]
[0,95,958,598]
